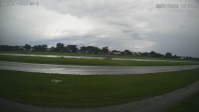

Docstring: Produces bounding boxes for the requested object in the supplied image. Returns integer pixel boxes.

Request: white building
[180,56,186,59]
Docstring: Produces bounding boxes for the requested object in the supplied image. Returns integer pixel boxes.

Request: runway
[0,61,199,75]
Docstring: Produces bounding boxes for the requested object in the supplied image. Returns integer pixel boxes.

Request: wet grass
[0,55,198,66]
[164,90,199,112]
[0,51,193,61]
[0,69,199,107]
[0,51,103,57]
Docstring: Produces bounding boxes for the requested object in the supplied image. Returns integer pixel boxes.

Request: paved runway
[0,61,199,75]
[0,53,196,62]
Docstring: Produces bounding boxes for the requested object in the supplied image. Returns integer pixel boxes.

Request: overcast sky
[0,0,199,57]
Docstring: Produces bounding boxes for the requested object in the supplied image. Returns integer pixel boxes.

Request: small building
[112,51,121,55]
[180,56,186,59]
[19,46,25,51]
[46,48,51,51]
[30,48,34,51]
[135,52,142,56]
[107,52,113,55]
[110,50,121,55]
[76,50,82,53]
[66,45,77,53]
[131,52,136,56]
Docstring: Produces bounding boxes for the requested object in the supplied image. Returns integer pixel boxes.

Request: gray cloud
[0,0,199,57]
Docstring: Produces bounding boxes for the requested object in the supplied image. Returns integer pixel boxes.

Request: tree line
[0,43,198,61]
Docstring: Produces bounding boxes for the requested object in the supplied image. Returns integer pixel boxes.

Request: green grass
[0,51,194,61]
[0,69,199,107]
[0,55,198,66]
[0,51,103,57]
[164,90,199,112]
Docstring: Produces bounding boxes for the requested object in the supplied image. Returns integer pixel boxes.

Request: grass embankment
[164,90,199,112]
[0,51,102,57]
[0,69,199,107]
[0,55,198,66]
[0,51,193,61]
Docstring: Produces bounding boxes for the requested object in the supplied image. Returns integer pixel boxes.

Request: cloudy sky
[0,0,199,57]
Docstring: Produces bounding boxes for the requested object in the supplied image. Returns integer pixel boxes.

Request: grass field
[0,51,193,61]
[0,55,198,66]
[164,90,199,112]
[0,69,199,107]
[0,51,102,57]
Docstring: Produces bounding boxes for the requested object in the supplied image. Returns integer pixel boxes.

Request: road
[0,53,196,62]
[0,61,199,75]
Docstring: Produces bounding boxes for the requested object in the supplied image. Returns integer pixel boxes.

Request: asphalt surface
[0,53,196,62]
[0,61,199,75]
[1,80,199,112]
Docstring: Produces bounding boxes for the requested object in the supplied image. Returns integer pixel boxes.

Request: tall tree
[173,55,178,59]
[165,52,172,58]
[56,43,64,51]
[70,46,78,53]
[33,45,46,51]
[102,47,109,56]
[142,52,149,57]
[91,47,101,54]
[24,44,31,51]
[150,51,157,57]
[42,44,48,51]
[15,46,19,51]
[156,53,164,58]
[0,45,9,51]
[80,46,87,53]
[124,50,132,55]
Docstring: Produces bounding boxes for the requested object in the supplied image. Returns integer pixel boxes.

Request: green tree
[80,46,87,53]
[14,46,19,51]
[142,52,149,57]
[156,53,164,58]
[33,45,47,51]
[102,47,109,56]
[124,50,132,55]
[42,44,48,51]
[70,46,78,53]
[24,44,31,51]
[165,52,172,58]
[150,51,157,57]
[56,43,64,51]
[173,55,178,59]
